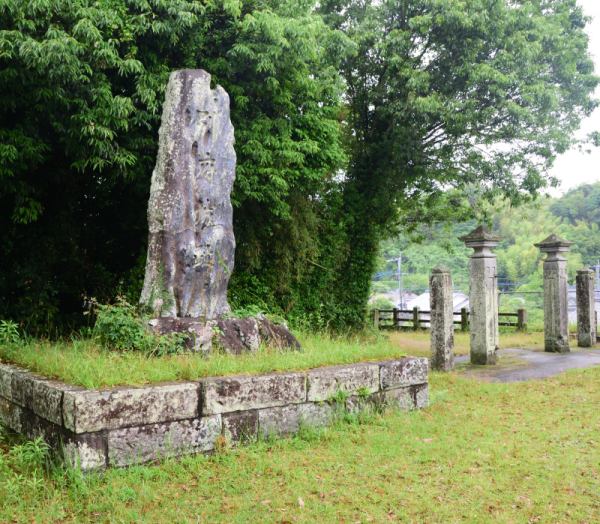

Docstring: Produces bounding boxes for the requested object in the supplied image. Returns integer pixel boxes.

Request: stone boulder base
[149,316,301,354]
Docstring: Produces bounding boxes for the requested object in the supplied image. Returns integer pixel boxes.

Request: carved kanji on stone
[140,69,236,319]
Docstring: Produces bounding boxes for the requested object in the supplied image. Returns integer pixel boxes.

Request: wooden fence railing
[372,307,528,332]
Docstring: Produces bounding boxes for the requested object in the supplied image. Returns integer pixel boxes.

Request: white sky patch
[548,0,600,195]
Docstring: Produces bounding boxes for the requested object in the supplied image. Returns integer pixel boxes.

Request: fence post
[393,308,399,329]
[517,308,528,332]
[460,308,468,332]
[412,307,420,331]
[373,309,380,330]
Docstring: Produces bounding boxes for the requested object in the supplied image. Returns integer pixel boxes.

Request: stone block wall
[0,357,428,470]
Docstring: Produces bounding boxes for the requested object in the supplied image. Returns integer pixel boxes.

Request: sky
[548,0,600,195]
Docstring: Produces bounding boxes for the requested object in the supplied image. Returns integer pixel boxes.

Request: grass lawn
[1,366,599,523]
[0,330,547,389]
[388,330,546,358]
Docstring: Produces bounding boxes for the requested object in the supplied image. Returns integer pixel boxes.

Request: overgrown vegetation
[1,0,596,333]
[92,298,186,356]
[1,367,599,522]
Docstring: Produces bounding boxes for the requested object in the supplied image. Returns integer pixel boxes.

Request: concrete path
[456,347,600,382]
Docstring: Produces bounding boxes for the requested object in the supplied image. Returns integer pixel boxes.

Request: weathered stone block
[258,403,334,437]
[382,387,415,411]
[63,383,200,434]
[379,358,428,390]
[108,415,221,467]
[0,364,16,400]
[11,371,73,426]
[307,363,379,402]
[414,384,429,409]
[202,372,306,415]
[62,433,107,471]
[222,410,258,444]
[345,392,384,414]
[0,397,22,432]
[19,407,66,449]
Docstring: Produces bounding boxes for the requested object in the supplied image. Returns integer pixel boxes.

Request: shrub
[0,320,21,344]
[92,298,185,356]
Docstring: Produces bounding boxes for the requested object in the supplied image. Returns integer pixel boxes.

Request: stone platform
[0,357,428,470]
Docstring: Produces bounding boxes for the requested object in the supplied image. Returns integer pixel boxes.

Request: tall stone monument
[140,69,299,353]
[140,69,235,319]
[534,234,572,353]
[576,268,596,348]
[429,267,454,371]
[460,226,500,365]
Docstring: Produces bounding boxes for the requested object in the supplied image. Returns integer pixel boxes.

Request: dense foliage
[0,0,597,333]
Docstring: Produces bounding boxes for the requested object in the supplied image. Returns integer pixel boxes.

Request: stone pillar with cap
[460,226,500,365]
[534,234,573,353]
[429,267,454,371]
[576,268,596,348]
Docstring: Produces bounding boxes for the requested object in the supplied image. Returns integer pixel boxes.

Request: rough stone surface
[1,356,427,469]
[19,408,66,449]
[382,387,415,411]
[0,396,23,432]
[461,225,500,365]
[257,317,302,350]
[535,234,572,353]
[148,315,301,354]
[63,433,108,471]
[140,69,236,320]
[0,363,17,400]
[380,358,428,390]
[307,363,380,402]
[414,384,429,409]
[222,410,259,444]
[215,317,261,353]
[63,383,200,433]
[108,415,221,467]
[576,269,596,348]
[149,317,216,353]
[202,372,306,415]
[11,371,73,426]
[258,403,334,437]
[345,392,384,414]
[429,267,455,371]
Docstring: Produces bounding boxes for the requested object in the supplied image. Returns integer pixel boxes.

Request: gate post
[576,268,596,347]
[460,226,501,365]
[535,234,572,353]
[430,267,454,371]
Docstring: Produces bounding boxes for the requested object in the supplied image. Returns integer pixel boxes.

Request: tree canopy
[0,0,597,332]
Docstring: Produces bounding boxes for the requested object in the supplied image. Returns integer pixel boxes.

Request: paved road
[456,347,600,382]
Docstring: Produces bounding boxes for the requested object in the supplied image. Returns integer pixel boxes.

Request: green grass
[388,329,546,357]
[1,367,599,523]
[0,332,409,389]
[0,330,552,389]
